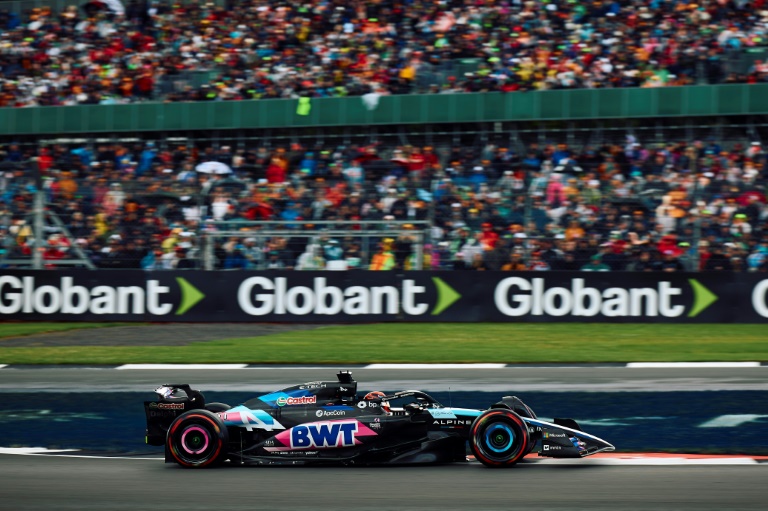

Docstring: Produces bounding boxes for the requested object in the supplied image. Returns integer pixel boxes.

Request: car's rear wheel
[470,409,529,468]
[167,410,228,468]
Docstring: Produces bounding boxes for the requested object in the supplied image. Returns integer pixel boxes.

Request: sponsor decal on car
[543,432,567,439]
[427,409,457,419]
[299,382,327,390]
[276,395,317,407]
[149,402,184,410]
[265,420,378,451]
[148,410,177,418]
[218,406,285,432]
[316,409,346,418]
[291,422,358,449]
[435,419,472,427]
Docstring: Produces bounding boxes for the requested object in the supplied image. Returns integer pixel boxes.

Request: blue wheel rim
[485,423,515,453]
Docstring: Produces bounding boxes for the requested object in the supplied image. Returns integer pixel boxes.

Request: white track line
[531,457,759,465]
[117,364,249,370]
[627,362,761,368]
[0,447,79,454]
[365,364,507,369]
[0,364,7,370]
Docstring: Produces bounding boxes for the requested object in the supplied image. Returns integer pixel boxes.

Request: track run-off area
[1,364,767,510]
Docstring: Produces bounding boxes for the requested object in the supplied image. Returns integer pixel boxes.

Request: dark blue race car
[144,371,614,468]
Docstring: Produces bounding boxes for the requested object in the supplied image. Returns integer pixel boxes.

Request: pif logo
[290,421,359,449]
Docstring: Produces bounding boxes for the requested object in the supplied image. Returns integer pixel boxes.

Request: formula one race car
[144,371,614,468]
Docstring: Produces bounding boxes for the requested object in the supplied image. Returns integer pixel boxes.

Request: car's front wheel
[167,410,228,468]
[470,409,530,468]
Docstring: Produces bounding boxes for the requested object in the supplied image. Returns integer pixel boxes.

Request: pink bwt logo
[271,420,377,450]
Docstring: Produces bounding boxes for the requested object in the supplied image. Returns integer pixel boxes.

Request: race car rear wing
[144,384,206,446]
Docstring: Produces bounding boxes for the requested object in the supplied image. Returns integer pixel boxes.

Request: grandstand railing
[4,84,768,136]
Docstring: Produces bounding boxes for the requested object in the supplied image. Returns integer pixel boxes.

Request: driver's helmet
[364,391,390,413]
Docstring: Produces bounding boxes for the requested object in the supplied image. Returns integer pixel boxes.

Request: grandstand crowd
[2,0,768,106]
[2,1,768,271]
[1,136,768,271]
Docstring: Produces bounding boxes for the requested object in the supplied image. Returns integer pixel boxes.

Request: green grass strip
[0,323,766,365]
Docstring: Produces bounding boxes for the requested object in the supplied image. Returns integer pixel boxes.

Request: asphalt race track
[3,365,768,393]
[1,366,767,510]
[1,452,766,511]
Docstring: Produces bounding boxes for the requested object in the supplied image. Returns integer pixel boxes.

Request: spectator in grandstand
[4,128,768,272]
[581,253,611,272]
[369,238,395,271]
[3,0,768,108]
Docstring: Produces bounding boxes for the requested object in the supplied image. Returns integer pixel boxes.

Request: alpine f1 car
[144,371,614,468]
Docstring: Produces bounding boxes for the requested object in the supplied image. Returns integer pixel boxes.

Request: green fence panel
[540,90,566,119]
[368,96,395,125]
[314,97,339,126]
[626,88,656,117]
[454,94,480,123]
[568,89,595,119]
[160,103,186,131]
[84,104,109,133]
[657,87,685,116]
[212,101,238,129]
[61,105,86,133]
[6,84,768,135]
[10,108,35,133]
[238,101,262,128]
[112,104,135,132]
[686,86,714,115]
[596,89,623,118]
[507,91,538,120]
[424,94,455,124]
[716,85,743,115]
[747,84,768,113]
[482,94,507,122]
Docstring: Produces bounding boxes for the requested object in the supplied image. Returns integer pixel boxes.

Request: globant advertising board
[1,270,767,323]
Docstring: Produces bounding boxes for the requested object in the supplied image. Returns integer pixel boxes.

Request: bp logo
[0,276,205,316]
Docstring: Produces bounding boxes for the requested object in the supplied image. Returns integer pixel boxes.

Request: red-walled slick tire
[470,409,530,468]
[167,410,228,468]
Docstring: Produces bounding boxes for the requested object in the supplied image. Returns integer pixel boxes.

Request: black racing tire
[205,402,231,413]
[167,410,229,468]
[470,409,530,468]
[496,396,539,455]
